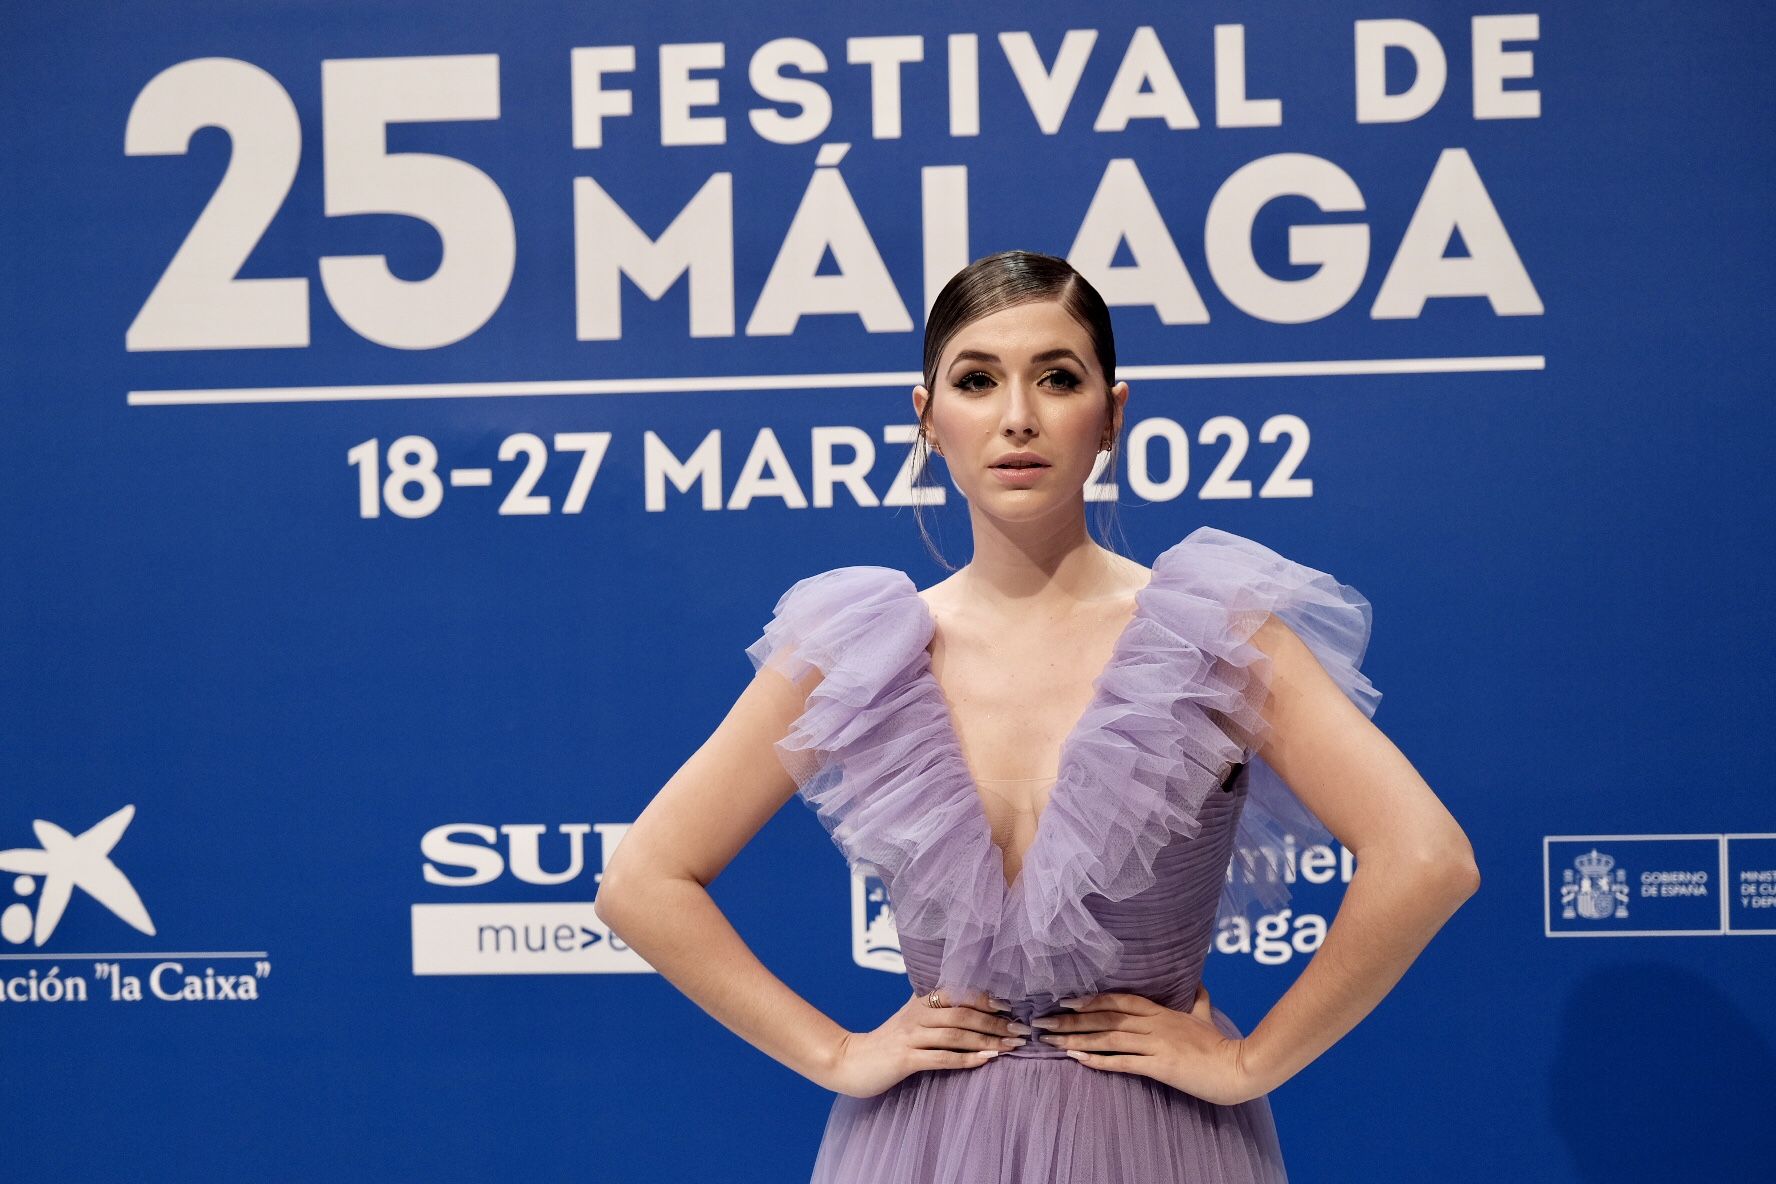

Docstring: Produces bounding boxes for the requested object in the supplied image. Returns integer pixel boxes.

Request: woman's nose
[1000,392,1039,436]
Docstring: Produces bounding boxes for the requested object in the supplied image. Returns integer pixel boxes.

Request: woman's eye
[951,369,1079,392]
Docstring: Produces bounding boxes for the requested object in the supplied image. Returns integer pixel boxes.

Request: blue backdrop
[4,2,1772,1180]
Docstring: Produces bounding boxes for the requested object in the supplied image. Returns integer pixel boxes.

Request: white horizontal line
[1544,834,1724,842]
[1543,930,1732,938]
[127,355,1546,406]
[0,951,269,960]
[1127,355,1544,379]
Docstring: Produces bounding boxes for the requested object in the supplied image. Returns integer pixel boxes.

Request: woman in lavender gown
[596,251,1480,1182]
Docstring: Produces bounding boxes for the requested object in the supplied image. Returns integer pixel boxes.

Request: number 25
[124,54,515,352]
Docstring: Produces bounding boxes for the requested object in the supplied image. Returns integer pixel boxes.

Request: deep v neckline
[908,573,1157,895]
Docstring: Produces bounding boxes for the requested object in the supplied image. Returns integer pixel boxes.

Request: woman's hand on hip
[1031,985,1259,1106]
[825,987,1029,1098]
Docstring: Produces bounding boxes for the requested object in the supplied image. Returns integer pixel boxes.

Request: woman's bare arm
[593,664,851,1090]
[1234,615,1481,1095]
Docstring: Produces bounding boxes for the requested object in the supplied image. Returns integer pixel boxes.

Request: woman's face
[913,299,1128,520]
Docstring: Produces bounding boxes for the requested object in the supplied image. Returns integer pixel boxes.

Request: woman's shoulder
[1149,526,1365,607]
[772,562,914,605]
[1152,524,1303,576]
[1145,523,1380,704]
[744,562,928,688]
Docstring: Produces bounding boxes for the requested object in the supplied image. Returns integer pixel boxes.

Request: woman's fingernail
[1006,1021,1032,1034]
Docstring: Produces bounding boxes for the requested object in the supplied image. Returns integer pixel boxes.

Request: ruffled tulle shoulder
[744,565,950,866]
[745,565,926,692]
[1149,525,1382,929]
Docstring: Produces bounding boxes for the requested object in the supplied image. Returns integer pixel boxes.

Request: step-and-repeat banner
[4,3,1769,1180]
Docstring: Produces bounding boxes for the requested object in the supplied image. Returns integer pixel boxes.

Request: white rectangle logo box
[410,902,652,975]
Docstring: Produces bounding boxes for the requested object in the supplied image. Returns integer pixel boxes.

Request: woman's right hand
[825,988,1030,1098]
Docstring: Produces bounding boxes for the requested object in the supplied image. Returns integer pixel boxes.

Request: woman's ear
[912,385,943,455]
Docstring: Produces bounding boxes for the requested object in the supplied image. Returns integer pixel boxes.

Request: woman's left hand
[1032,985,1259,1106]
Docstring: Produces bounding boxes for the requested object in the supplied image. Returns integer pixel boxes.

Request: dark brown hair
[912,250,1129,568]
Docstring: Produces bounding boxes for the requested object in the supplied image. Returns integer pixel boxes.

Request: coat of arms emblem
[1561,847,1630,920]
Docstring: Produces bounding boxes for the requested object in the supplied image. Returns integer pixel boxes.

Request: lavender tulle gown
[747,527,1382,1184]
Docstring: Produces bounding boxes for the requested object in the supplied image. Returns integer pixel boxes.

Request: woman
[595,250,1479,1182]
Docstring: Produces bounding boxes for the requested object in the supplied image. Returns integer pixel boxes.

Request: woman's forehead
[943,301,1091,361]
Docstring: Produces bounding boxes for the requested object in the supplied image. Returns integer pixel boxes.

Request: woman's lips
[988,463,1051,486]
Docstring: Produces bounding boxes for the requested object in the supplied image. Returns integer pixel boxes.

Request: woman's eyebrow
[949,348,1086,367]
